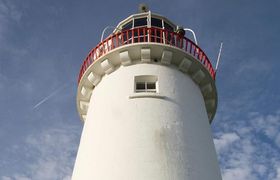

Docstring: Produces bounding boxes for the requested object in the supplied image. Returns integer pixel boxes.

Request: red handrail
[78,27,216,83]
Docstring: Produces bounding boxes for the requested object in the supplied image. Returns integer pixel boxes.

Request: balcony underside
[77,43,217,123]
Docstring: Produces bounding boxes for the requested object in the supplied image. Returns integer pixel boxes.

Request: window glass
[147,82,156,90]
[122,21,132,30]
[164,22,174,31]
[134,18,147,27]
[135,75,158,93]
[136,82,145,90]
[136,82,156,92]
[151,18,162,28]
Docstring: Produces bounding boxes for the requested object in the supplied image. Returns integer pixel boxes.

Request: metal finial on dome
[138,3,149,13]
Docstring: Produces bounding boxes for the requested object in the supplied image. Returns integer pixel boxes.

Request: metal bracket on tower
[161,50,173,64]
[141,48,151,62]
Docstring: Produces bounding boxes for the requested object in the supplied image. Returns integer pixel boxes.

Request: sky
[0,0,279,179]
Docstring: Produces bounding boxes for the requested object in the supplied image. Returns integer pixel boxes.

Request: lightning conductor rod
[215,42,223,71]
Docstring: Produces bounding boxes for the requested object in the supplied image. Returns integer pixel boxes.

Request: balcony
[78,27,216,83]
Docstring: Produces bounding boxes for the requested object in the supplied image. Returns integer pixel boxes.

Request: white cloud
[1,175,31,180]
[235,57,271,76]
[275,134,280,148]
[253,116,274,137]
[222,167,252,180]
[13,175,31,180]
[2,126,79,180]
[274,167,280,180]
[0,0,21,21]
[25,128,78,180]
[1,176,12,180]
[214,132,240,153]
[216,132,257,180]
[253,164,267,177]
[249,112,280,143]
[214,109,280,180]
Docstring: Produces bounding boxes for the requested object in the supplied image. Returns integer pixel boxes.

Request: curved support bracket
[184,28,198,45]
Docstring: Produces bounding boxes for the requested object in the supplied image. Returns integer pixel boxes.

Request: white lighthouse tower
[72,6,222,180]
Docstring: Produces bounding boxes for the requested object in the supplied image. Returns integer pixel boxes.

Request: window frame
[135,81,157,93]
[151,18,163,28]
[133,17,148,28]
[134,75,158,93]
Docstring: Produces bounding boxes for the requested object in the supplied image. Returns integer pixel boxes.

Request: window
[122,21,133,30]
[163,22,175,44]
[135,82,157,92]
[136,82,145,91]
[151,18,163,28]
[164,22,174,31]
[134,18,147,27]
[135,75,158,93]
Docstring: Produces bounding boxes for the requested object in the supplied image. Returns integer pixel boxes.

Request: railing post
[160,29,163,43]
[163,29,166,44]
[126,30,129,44]
[131,29,134,43]
[148,28,151,42]
[121,32,124,45]
[111,36,114,49]
[185,39,188,52]
[116,33,119,47]
[143,28,145,42]
[180,36,183,48]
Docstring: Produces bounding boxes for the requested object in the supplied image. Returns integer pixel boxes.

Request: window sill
[129,92,165,99]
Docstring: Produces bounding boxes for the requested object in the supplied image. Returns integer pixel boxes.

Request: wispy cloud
[214,132,240,153]
[0,0,22,40]
[1,125,79,180]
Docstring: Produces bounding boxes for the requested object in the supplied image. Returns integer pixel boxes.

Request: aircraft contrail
[33,83,69,110]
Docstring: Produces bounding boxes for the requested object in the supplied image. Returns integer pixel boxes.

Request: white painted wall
[72,63,222,180]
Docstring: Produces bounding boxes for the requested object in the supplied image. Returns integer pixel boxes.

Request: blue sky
[0,0,279,179]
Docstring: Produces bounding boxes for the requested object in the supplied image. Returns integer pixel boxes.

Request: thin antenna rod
[215,42,223,71]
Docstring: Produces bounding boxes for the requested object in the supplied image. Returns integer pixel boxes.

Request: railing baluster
[105,39,108,53]
[171,32,173,45]
[111,36,114,49]
[116,33,119,47]
[160,29,163,43]
[180,36,183,48]
[148,28,151,42]
[138,28,140,42]
[131,29,134,43]
[82,61,85,75]
[102,40,104,56]
[154,28,157,42]
[163,29,166,44]
[120,32,124,46]
[125,31,128,44]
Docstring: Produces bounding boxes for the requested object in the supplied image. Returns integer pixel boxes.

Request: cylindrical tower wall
[72,63,221,180]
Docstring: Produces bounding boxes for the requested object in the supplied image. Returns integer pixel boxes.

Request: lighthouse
[72,6,222,180]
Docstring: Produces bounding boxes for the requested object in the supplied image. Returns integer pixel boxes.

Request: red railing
[78,27,216,83]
